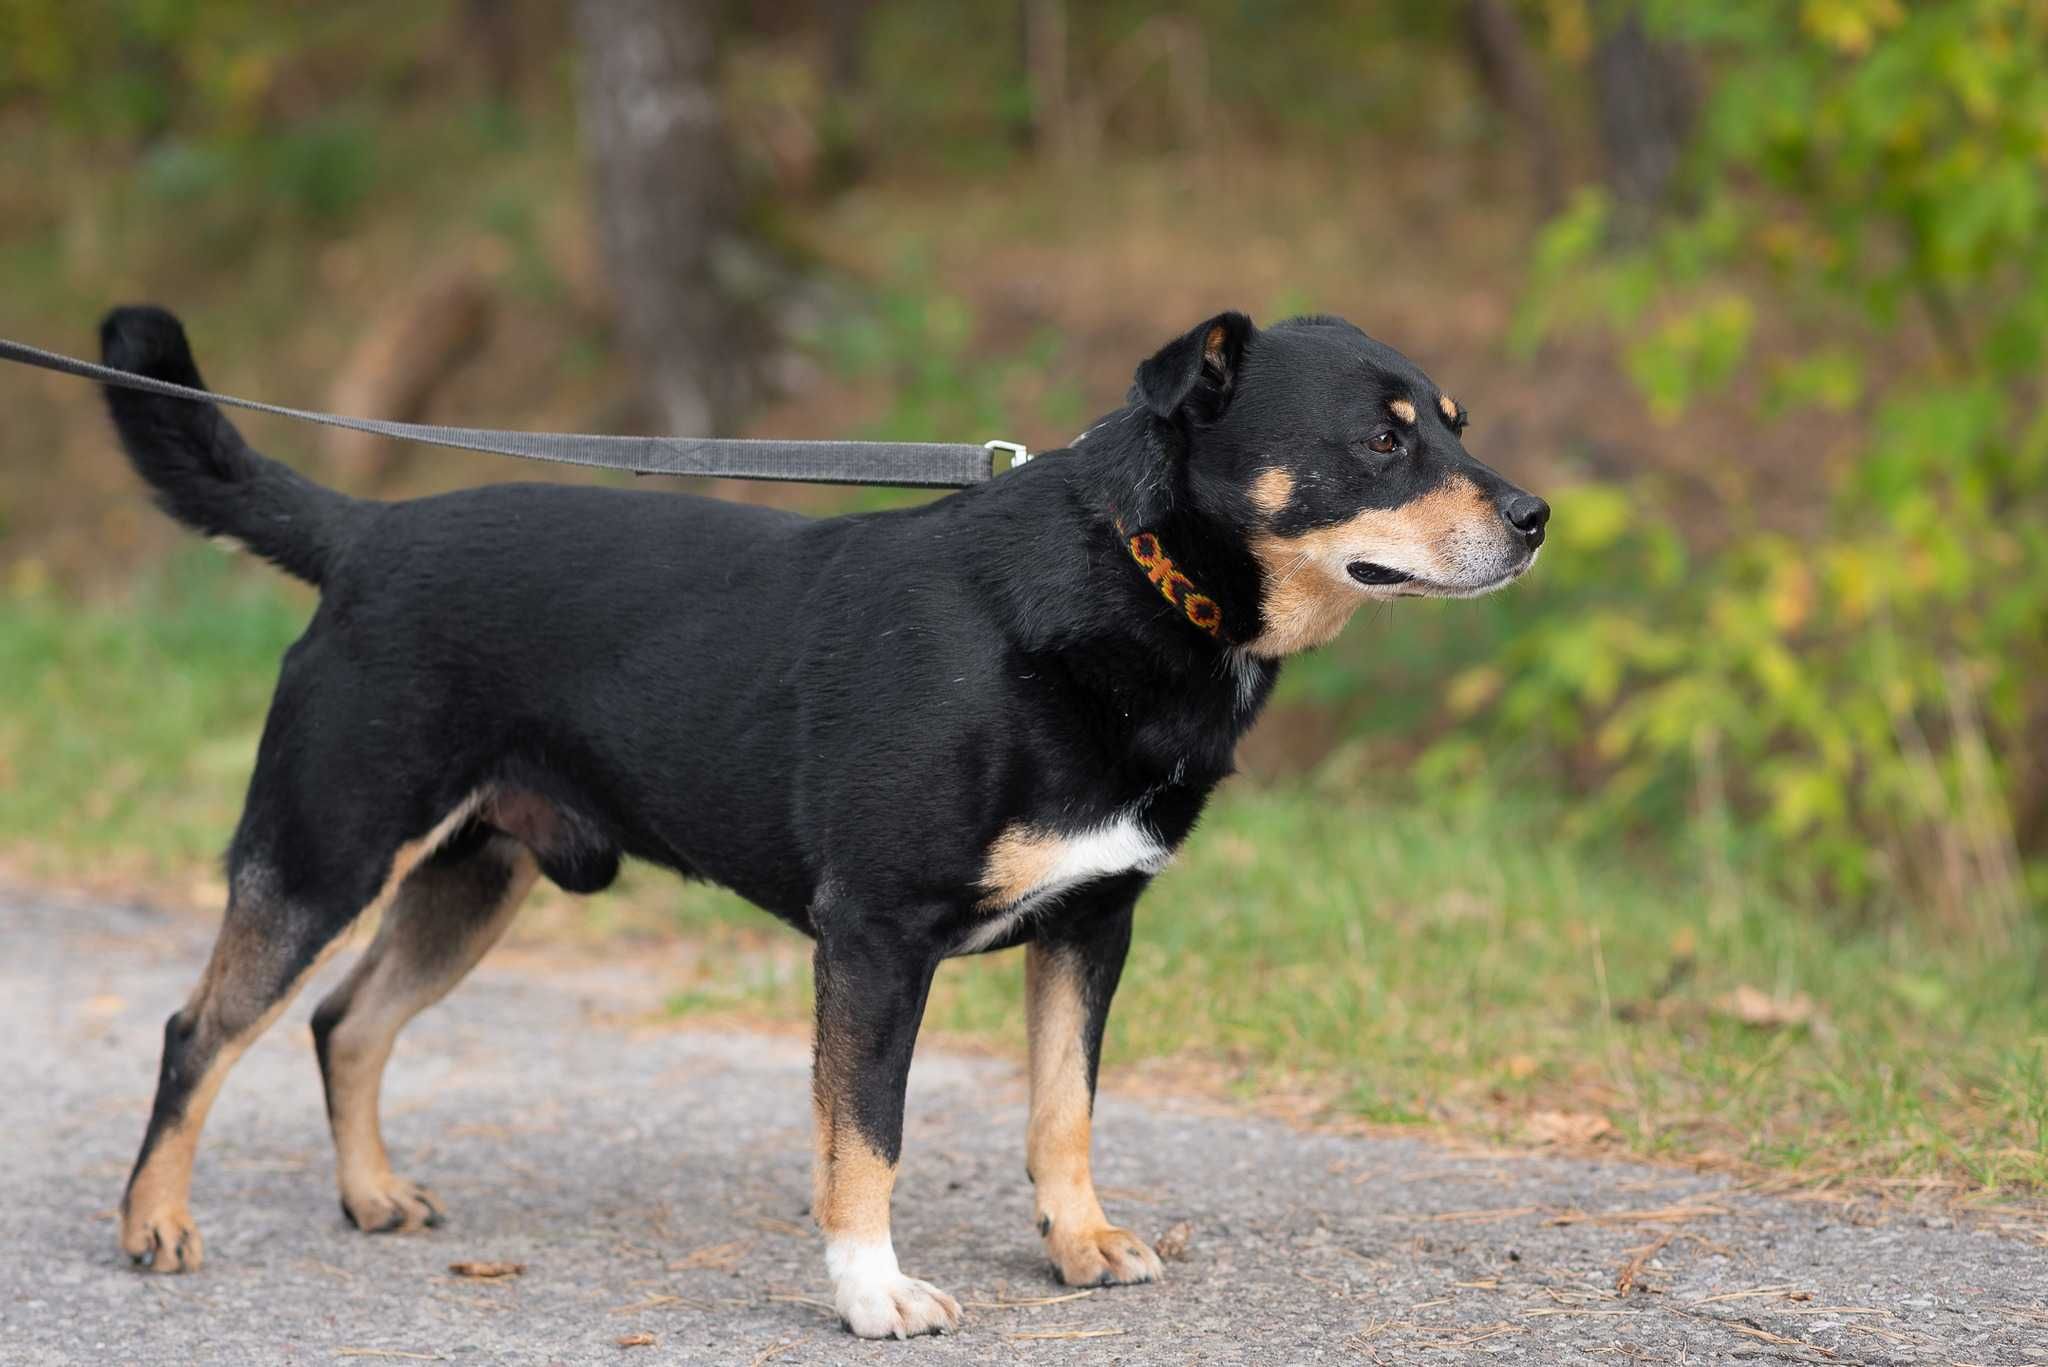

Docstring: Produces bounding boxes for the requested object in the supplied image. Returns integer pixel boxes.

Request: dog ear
[1132,312,1255,421]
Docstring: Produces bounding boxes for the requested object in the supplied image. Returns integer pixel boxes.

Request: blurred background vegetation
[2,1,2044,1201]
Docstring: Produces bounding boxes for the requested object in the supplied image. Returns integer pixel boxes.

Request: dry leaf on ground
[1615,1230,1675,1295]
[616,1332,656,1348]
[1155,1220,1195,1261]
[668,1239,749,1272]
[1524,1110,1617,1146]
[447,1260,525,1279]
[1712,985,1819,1029]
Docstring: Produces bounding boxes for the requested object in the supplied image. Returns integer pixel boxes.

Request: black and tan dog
[99,305,1546,1338]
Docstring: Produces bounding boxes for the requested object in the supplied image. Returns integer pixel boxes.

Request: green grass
[0,550,310,874]
[6,541,2045,1201]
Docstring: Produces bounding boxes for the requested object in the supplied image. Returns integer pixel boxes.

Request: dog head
[1122,311,1548,657]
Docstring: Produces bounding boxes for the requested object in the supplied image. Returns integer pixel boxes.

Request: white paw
[827,1238,963,1339]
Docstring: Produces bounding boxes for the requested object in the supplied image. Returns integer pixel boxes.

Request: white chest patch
[962,813,1171,953]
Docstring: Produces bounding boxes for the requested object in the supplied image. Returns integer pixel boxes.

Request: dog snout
[1501,493,1549,550]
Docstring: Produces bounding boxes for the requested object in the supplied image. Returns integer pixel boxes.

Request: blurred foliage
[4,0,2041,944]
[811,255,1082,448]
[1482,0,2047,931]
[0,1,449,133]
[849,0,1471,163]
[0,0,449,225]
[0,549,308,871]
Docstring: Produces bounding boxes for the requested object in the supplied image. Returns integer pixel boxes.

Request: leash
[0,334,1026,489]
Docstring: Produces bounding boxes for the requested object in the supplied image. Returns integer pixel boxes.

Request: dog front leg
[810,933,959,1339]
[1027,902,1163,1286]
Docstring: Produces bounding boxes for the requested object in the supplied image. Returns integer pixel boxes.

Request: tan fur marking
[811,1014,898,1243]
[122,794,494,1270]
[1439,393,1459,422]
[122,935,349,1268]
[979,824,1063,910]
[323,843,539,1229]
[1389,398,1417,425]
[816,1134,898,1242]
[1249,468,1295,516]
[368,793,489,914]
[1247,475,1494,657]
[811,1087,834,1227]
[1026,946,1100,1235]
[1027,945,1160,1286]
[1202,324,1227,366]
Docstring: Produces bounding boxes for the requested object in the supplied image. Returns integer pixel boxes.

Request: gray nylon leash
[0,335,1016,489]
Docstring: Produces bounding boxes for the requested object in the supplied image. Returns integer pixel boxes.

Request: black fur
[101,307,367,585]
[102,303,1544,1278]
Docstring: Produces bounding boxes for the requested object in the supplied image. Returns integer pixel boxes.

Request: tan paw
[121,1202,204,1273]
[340,1175,445,1233]
[1046,1224,1163,1287]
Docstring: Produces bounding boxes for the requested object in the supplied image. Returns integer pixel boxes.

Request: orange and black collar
[1117,522,1227,641]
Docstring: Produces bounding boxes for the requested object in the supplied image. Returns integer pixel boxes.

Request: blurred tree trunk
[572,0,752,436]
[325,259,496,487]
[826,0,874,94]
[463,0,525,99]
[1462,0,1561,216]
[1591,6,1695,231]
[1019,0,1071,157]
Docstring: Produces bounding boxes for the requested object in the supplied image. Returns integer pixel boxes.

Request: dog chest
[961,815,1171,951]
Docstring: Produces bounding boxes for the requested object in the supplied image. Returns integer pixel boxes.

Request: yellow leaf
[1447,666,1504,716]
[1767,560,1814,633]
[1524,1110,1616,1146]
[1712,985,1821,1030]
[1800,0,1903,55]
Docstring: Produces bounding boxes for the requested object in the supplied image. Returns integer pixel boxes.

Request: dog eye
[1363,430,1399,455]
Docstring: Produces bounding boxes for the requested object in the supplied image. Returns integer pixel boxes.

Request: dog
[98,305,1546,1338]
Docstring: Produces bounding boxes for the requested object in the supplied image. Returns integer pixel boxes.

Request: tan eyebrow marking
[1438,393,1459,422]
[1250,468,1294,515]
[1389,398,1417,425]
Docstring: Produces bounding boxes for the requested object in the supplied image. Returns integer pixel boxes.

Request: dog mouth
[1345,562,1414,587]
[1344,550,1538,598]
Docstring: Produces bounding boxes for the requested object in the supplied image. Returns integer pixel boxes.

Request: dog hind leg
[120,864,358,1273]
[310,829,538,1232]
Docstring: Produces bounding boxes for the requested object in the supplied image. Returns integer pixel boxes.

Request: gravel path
[2,889,2043,1365]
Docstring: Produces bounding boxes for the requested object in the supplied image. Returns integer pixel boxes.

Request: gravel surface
[2,888,2043,1365]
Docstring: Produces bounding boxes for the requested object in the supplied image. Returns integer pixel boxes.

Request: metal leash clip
[985,439,1030,471]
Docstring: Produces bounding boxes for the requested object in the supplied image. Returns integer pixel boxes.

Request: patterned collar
[1118,522,1227,641]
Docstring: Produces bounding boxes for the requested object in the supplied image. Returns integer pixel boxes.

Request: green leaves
[1468,0,2048,925]
[1766,349,1863,416]
[1623,295,1754,421]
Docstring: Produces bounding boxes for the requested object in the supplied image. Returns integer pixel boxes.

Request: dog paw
[121,1202,204,1273]
[340,1176,444,1234]
[836,1272,963,1339]
[1047,1224,1163,1287]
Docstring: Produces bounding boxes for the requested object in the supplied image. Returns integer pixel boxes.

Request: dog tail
[99,305,365,587]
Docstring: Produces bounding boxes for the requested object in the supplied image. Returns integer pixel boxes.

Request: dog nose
[1503,493,1549,549]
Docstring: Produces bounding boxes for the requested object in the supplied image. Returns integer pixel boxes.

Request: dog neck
[1115,523,1231,643]
[1069,407,1270,651]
